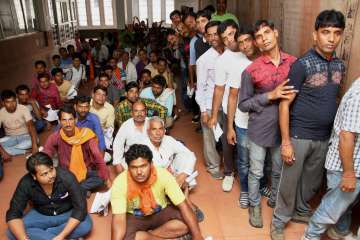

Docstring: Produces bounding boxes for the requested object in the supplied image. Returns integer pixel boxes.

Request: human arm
[91,114,107,152]
[208,85,225,129]
[110,175,127,240]
[111,214,126,240]
[195,58,208,117]
[89,138,110,181]
[112,125,128,173]
[177,201,203,240]
[226,87,239,145]
[26,121,38,154]
[339,131,356,192]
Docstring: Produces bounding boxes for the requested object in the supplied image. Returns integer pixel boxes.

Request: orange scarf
[127,166,158,215]
[60,127,96,182]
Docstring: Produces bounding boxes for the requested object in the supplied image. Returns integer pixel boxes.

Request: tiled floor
[0,112,315,240]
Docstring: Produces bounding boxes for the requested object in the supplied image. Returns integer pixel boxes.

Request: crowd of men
[0,0,359,239]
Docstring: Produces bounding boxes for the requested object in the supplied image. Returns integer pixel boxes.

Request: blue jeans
[235,127,269,193]
[304,171,360,239]
[34,119,46,133]
[7,209,92,240]
[0,134,32,156]
[248,139,282,206]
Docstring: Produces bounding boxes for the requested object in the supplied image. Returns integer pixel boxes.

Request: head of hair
[236,24,255,39]
[15,84,30,94]
[1,89,16,101]
[37,72,51,81]
[125,81,139,92]
[67,44,75,51]
[166,28,177,37]
[170,9,181,19]
[157,57,167,65]
[58,105,76,120]
[99,72,110,79]
[26,152,54,175]
[182,11,197,22]
[149,116,165,128]
[52,54,61,60]
[59,47,67,52]
[93,85,108,95]
[124,144,153,165]
[103,65,113,72]
[138,48,147,55]
[196,9,211,20]
[75,95,91,104]
[150,50,158,56]
[152,75,167,88]
[254,19,275,33]
[315,9,345,30]
[140,69,151,77]
[72,53,81,60]
[51,67,63,77]
[203,5,216,15]
[217,19,239,35]
[34,60,46,68]
[205,20,221,33]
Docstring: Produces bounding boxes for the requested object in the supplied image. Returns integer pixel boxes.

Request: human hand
[340,171,356,192]
[281,143,295,165]
[176,174,188,188]
[200,112,209,126]
[207,117,217,129]
[227,128,237,146]
[268,79,297,101]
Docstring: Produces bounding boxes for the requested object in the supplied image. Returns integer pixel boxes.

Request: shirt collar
[310,48,336,62]
[259,51,289,65]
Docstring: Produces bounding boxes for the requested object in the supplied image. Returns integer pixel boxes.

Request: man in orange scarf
[111,144,204,240]
[43,106,110,194]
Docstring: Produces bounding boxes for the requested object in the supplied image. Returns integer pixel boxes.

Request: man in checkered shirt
[301,78,360,240]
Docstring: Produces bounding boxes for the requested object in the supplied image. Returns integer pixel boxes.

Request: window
[103,0,113,26]
[60,2,69,23]
[138,0,148,21]
[48,0,55,25]
[165,0,174,24]
[76,0,87,26]
[152,0,161,22]
[90,0,100,26]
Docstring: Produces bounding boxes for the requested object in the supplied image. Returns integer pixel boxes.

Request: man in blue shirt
[74,95,106,154]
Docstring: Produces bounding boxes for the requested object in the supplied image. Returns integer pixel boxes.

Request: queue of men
[1,1,359,239]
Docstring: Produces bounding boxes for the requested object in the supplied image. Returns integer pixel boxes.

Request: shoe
[291,213,310,224]
[267,199,276,208]
[193,206,205,222]
[249,205,263,228]
[209,170,224,180]
[260,186,271,199]
[270,224,284,240]
[222,175,234,192]
[326,227,357,240]
[238,192,249,209]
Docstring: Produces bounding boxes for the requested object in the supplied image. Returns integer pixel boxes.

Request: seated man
[43,106,110,192]
[140,75,175,127]
[51,68,75,102]
[90,85,115,131]
[118,51,137,83]
[30,60,49,88]
[115,82,167,128]
[153,57,174,89]
[31,72,62,111]
[64,54,87,89]
[111,144,204,240]
[74,95,106,154]
[6,152,92,240]
[0,90,38,161]
[15,84,46,133]
[113,101,149,174]
[97,70,121,106]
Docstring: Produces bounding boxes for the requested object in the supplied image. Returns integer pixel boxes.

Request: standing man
[238,20,296,228]
[211,0,239,24]
[271,10,346,240]
[195,21,224,180]
[238,26,260,61]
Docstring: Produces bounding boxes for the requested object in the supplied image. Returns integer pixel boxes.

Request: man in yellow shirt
[111,144,204,240]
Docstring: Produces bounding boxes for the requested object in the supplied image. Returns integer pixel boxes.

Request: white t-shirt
[0,104,32,136]
[215,49,251,129]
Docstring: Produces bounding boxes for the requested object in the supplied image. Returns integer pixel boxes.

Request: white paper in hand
[212,123,223,142]
[66,85,77,99]
[44,106,59,122]
[90,189,112,214]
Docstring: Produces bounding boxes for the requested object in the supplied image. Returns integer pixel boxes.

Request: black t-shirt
[288,48,345,140]
[194,36,211,60]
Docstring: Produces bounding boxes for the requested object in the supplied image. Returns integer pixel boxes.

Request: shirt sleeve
[6,176,31,222]
[287,60,306,91]
[89,138,110,180]
[112,124,127,167]
[195,57,208,113]
[22,106,33,122]
[189,38,197,66]
[340,93,360,134]
[169,138,196,176]
[215,58,227,86]
[62,169,87,221]
[110,174,127,214]
[106,106,115,129]
[92,115,106,151]
[162,169,186,206]
[165,94,174,117]
[238,70,269,113]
